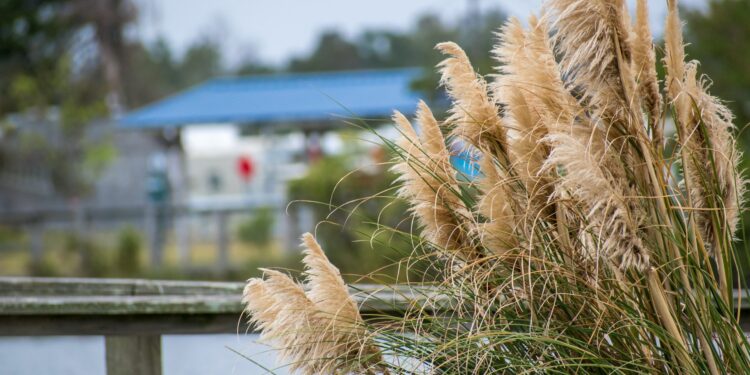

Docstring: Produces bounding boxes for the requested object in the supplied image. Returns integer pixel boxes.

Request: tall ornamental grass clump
[243,0,750,373]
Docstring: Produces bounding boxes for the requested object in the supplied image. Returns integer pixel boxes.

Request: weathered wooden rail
[0,277,412,375]
[3,277,750,375]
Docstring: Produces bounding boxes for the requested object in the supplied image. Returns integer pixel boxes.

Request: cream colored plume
[242,279,280,337]
[493,15,582,132]
[664,0,686,105]
[436,40,522,255]
[632,0,663,147]
[242,234,383,374]
[301,233,383,374]
[244,269,322,374]
[493,17,558,219]
[546,0,640,198]
[302,233,361,322]
[661,0,741,248]
[391,105,474,258]
[680,64,745,251]
[518,15,582,130]
[474,154,517,255]
[546,0,639,132]
[436,41,508,161]
[544,131,649,271]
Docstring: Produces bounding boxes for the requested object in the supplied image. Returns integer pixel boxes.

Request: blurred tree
[0,0,139,210]
[233,41,276,76]
[178,38,224,87]
[1,0,139,113]
[289,31,365,72]
[684,0,750,135]
[7,56,111,198]
[235,61,274,76]
[0,0,78,114]
[122,38,231,108]
[121,38,180,108]
[71,0,136,113]
[0,0,72,57]
[287,11,506,101]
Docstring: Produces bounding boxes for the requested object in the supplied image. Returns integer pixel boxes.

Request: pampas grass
[244,0,750,373]
[243,234,383,374]
[391,103,475,260]
[632,0,663,147]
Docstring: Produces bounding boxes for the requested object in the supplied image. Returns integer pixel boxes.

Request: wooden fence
[0,199,304,271]
[0,277,410,375]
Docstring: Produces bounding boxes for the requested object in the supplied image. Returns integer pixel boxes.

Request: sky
[133,0,706,68]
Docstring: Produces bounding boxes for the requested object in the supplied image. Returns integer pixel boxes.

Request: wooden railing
[3,277,750,375]
[0,277,410,375]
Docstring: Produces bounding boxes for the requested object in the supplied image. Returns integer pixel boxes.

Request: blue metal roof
[119,68,423,129]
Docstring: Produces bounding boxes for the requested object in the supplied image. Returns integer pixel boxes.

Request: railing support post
[28,222,44,267]
[105,335,162,375]
[216,211,229,270]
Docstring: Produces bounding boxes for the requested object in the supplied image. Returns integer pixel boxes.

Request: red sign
[237,155,255,182]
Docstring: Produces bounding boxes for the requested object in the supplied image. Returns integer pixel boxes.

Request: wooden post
[28,223,44,267]
[175,212,191,268]
[105,335,162,375]
[145,204,165,267]
[216,211,229,270]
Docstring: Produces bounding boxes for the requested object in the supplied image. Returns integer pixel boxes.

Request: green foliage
[122,37,231,107]
[288,12,504,73]
[288,31,366,72]
[6,56,110,198]
[288,154,413,280]
[83,142,117,178]
[0,225,21,245]
[287,11,507,101]
[115,227,142,277]
[0,0,73,57]
[237,207,275,247]
[62,234,111,278]
[0,0,78,114]
[28,256,64,277]
[684,0,750,131]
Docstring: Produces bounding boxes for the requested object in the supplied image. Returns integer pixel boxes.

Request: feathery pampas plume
[494,19,547,202]
[547,0,637,128]
[680,63,745,252]
[244,0,750,372]
[664,1,745,253]
[474,153,518,255]
[390,104,475,259]
[632,0,664,147]
[243,234,383,374]
[544,131,650,271]
[664,0,686,106]
[436,41,508,160]
[436,41,520,255]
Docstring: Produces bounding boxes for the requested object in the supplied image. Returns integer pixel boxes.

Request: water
[0,334,290,375]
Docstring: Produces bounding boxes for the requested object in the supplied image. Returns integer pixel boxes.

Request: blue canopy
[119,68,423,129]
